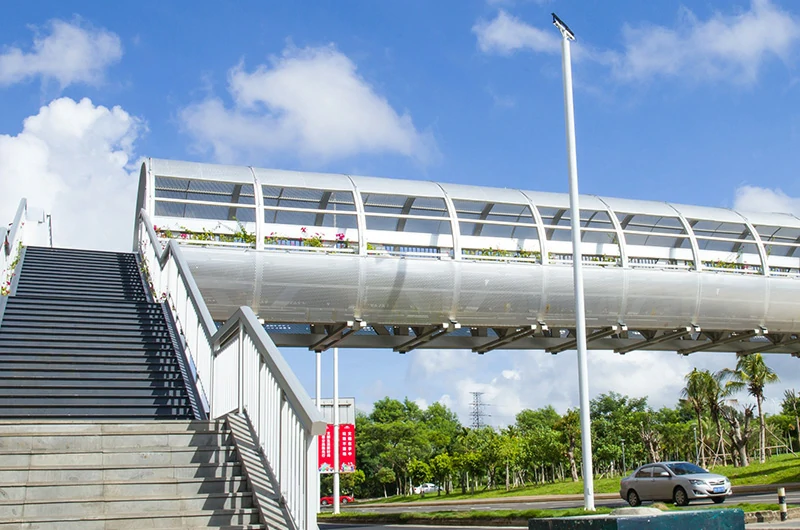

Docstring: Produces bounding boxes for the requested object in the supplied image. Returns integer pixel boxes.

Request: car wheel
[712,497,725,504]
[673,487,689,507]
[341,498,349,504]
[321,500,329,506]
[627,489,641,507]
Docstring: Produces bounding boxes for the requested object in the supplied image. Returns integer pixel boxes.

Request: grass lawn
[365,453,800,505]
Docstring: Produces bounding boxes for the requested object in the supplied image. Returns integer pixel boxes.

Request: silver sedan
[620,461,732,507]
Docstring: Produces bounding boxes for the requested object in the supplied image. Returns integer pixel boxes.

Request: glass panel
[452,200,535,224]
[404,218,451,234]
[265,210,358,229]
[625,233,688,247]
[155,202,255,222]
[408,196,449,217]
[538,207,570,227]
[691,220,753,240]
[581,210,614,229]
[755,225,800,243]
[155,177,255,204]
[365,215,399,231]
[618,214,686,235]
[262,186,356,211]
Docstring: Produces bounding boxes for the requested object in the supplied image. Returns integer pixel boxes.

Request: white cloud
[473,10,560,55]
[474,1,800,85]
[0,19,123,88]
[734,185,800,214]
[611,0,800,84]
[180,45,436,165]
[0,97,144,251]
[407,347,800,427]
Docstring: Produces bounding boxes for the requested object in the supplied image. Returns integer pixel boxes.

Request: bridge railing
[137,210,326,530]
[1,199,27,297]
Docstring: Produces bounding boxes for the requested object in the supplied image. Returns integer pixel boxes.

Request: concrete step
[0,476,249,501]
[0,430,231,451]
[0,445,238,467]
[0,492,253,519]
[0,420,223,434]
[0,462,243,483]
[0,508,262,529]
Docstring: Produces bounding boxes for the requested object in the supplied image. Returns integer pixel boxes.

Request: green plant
[303,233,324,247]
[234,220,257,245]
[367,243,377,251]
[1,242,23,296]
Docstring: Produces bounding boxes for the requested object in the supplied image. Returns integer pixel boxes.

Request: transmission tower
[470,391,490,429]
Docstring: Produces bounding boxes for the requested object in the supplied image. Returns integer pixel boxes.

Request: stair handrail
[136,209,325,530]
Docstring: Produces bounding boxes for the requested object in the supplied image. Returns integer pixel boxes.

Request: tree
[376,467,396,498]
[407,458,432,494]
[554,409,580,481]
[429,453,453,495]
[782,389,800,450]
[720,404,755,467]
[723,354,779,463]
[707,370,734,465]
[681,369,713,467]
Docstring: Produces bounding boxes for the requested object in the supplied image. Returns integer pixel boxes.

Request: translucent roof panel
[688,219,755,252]
[262,185,356,211]
[156,177,255,205]
[538,207,617,243]
[753,225,800,257]
[155,202,256,222]
[453,199,538,239]
[362,193,451,234]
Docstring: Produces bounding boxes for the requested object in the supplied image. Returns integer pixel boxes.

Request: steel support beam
[394,322,460,353]
[738,334,800,355]
[677,328,767,356]
[473,322,548,354]
[309,320,366,352]
[547,324,624,354]
[615,325,700,355]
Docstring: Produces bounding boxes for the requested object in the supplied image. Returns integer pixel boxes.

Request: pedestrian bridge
[134,158,800,357]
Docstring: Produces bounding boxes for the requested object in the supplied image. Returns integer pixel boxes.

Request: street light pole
[621,440,626,474]
[552,12,594,511]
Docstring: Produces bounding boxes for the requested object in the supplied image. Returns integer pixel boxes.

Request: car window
[652,465,669,477]
[634,466,652,478]
[665,462,708,475]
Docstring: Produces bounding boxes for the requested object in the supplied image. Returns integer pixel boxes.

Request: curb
[357,482,800,509]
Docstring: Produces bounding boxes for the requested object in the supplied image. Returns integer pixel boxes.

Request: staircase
[0,247,270,529]
[0,246,195,419]
[0,420,263,529]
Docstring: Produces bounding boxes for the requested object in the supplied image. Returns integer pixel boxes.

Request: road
[324,489,800,515]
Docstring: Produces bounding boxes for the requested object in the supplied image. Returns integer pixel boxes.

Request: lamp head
[552,13,575,41]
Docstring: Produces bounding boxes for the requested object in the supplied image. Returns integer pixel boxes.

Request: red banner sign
[318,423,356,473]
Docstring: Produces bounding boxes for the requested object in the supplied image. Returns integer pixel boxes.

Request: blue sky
[2,0,800,425]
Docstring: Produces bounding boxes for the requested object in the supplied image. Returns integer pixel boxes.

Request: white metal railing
[1,199,27,297]
[137,209,326,530]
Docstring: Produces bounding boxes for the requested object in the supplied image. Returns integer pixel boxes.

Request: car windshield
[665,462,708,475]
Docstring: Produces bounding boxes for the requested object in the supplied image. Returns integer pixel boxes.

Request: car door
[632,465,654,499]
[649,464,673,501]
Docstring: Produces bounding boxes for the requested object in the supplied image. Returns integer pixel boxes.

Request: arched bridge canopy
[135,158,800,356]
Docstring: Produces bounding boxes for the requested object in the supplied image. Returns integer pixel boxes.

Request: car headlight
[689,479,706,485]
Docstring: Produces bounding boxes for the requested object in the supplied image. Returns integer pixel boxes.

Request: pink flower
[301,227,307,234]
[336,233,345,241]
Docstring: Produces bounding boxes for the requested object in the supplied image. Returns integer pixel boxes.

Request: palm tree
[781,389,800,450]
[722,354,779,463]
[681,369,713,467]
